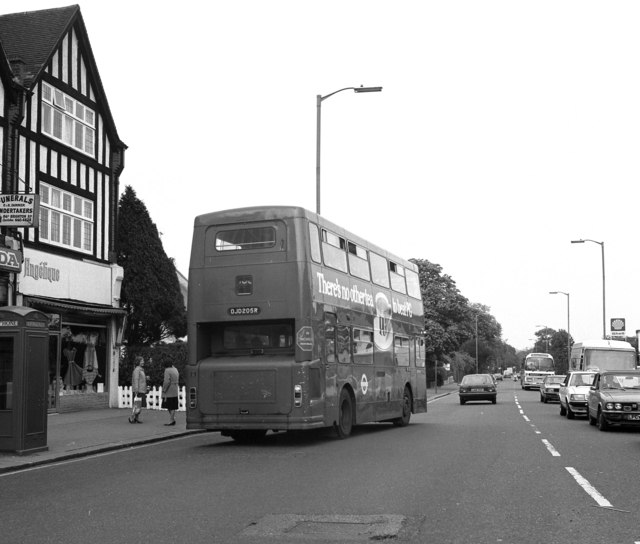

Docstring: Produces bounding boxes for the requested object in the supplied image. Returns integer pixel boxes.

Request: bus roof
[572,339,634,351]
[193,205,418,272]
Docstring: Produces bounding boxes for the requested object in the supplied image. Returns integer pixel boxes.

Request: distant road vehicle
[559,371,596,419]
[459,374,497,405]
[185,206,427,441]
[570,339,636,372]
[521,353,555,390]
[587,370,640,431]
[539,375,565,403]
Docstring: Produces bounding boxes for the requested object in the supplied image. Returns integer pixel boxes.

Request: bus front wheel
[335,389,354,439]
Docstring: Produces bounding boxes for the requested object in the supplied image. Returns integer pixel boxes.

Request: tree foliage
[411,258,516,377]
[117,186,187,345]
[412,259,471,359]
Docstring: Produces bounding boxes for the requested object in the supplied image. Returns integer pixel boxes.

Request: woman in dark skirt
[162,360,180,426]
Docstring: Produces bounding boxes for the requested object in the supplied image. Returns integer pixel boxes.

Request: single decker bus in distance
[186,206,427,441]
[521,352,555,390]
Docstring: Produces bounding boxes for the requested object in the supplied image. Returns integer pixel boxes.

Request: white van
[569,339,637,372]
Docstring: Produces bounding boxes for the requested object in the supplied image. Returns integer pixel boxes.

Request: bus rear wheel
[393,387,412,427]
[335,389,353,439]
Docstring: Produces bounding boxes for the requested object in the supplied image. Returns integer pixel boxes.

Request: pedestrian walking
[129,355,147,423]
[162,360,180,426]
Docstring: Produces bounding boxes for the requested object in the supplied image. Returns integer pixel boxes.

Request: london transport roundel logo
[361,374,369,395]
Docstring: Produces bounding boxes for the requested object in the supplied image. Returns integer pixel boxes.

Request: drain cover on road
[242,514,406,540]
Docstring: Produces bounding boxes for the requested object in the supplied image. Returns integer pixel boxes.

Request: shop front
[16,249,124,412]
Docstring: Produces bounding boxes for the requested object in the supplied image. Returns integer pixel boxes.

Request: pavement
[0,381,457,474]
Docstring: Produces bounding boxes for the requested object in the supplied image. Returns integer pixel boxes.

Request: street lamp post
[316,85,382,215]
[549,291,571,369]
[535,325,549,352]
[475,314,479,374]
[571,239,606,339]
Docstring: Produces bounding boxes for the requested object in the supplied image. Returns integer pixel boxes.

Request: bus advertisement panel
[521,353,555,390]
[185,206,427,442]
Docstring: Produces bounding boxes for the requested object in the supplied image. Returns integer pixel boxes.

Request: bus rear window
[215,227,276,251]
[223,322,293,350]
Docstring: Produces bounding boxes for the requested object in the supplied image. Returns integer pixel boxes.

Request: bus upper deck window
[215,227,277,251]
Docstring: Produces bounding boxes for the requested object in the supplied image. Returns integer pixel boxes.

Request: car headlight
[605,402,623,410]
[570,394,585,401]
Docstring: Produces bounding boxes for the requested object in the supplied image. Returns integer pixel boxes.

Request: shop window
[58,327,106,395]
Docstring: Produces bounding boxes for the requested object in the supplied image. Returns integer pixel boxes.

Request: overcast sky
[7,1,640,350]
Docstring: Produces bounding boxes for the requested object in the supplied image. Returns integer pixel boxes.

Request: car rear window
[462,375,492,386]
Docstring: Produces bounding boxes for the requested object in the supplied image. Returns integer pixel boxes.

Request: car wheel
[559,402,566,416]
[335,388,353,439]
[597,409,609,432]
[566,405,575,420]
[460,398,465,405]
[492,398,496,404]
[393,387,412,427]
[543,396,548,404]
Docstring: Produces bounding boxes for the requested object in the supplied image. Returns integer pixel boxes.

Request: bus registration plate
[228,306,261,316]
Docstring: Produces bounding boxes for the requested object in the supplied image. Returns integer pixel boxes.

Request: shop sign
[611,318,625,338]
[0,194,39,227]
[0,247,22,272]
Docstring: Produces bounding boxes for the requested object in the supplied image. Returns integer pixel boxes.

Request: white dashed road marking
[566,467,613,508]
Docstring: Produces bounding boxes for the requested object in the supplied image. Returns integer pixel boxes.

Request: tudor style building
[0,6,127,411]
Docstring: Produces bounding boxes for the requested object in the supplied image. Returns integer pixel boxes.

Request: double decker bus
[521,352,555,390]
[186,206,427,441]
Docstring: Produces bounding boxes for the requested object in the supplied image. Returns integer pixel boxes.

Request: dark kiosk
[0,306,50,454]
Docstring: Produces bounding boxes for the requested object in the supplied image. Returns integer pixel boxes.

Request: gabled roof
[0,5,125,149]
[0,5,78,88]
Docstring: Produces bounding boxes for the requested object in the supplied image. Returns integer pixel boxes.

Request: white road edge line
[566,467,613,508]
[541,439,561,456]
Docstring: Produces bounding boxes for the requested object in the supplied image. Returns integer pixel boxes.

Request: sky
[6,0,640,350]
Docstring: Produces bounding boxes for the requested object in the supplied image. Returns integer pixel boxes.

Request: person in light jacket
[130,355,147,423]
[162,361,180,426]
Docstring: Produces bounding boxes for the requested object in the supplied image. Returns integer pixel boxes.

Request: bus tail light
[294,384,302,407]
[189,387,197,409]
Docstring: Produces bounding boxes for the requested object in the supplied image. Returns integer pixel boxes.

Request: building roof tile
[0,5,79,87]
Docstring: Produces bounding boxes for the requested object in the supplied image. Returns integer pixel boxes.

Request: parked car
[559,371,596,419]
[459,374,497,405]
[539,375,566,403]
[493,373,503,382]
[587,370,640,431]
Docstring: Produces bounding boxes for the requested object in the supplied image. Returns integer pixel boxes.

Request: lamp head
[354,86,383,93]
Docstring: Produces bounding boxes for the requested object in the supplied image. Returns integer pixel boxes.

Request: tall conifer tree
[117,186,187,345]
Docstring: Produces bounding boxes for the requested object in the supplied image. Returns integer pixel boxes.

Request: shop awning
[24,296,127,316]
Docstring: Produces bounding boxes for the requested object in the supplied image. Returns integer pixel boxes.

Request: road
[2,380,640,544]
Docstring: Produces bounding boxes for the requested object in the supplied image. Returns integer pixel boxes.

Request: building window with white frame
[41,82,95,156]
[39,183,94,254]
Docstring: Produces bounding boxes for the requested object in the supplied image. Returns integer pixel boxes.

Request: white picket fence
[118,385,187,412]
